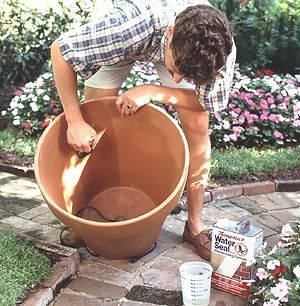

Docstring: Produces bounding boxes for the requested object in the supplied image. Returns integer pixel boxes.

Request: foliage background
[211,0,300,74]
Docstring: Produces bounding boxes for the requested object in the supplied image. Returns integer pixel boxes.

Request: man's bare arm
[50,41,96,153]
[116,84,205,117]
[50,41,82,123]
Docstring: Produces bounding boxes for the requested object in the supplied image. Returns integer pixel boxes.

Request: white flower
[222,120,230,129]
[42,72,52,79]
[281,89,287,96]
[286,87,297,97]
[13,119,20,125]
[267,259,280,270]
[10,98,19,109]
[263,299,280,306]
[30,102,39,112]
[11,108,18,116]
[281,224,294,236]
[25,82,35,89]
[293,265,300,278]
[43,95,50,101]
[1,110,7,116]
[265,78,277,88]
[36,89,45,95]
[269,245,278,255]
[17,103,24,109]
[36,77,44,87]
[20,94,27,101]
[270,278,291,301]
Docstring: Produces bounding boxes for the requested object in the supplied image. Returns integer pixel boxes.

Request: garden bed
[1,147,300,189]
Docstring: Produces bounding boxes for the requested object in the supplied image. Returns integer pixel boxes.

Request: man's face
[164,26,211,86]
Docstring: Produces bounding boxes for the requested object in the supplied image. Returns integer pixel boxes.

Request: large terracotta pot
[34,97,189,259]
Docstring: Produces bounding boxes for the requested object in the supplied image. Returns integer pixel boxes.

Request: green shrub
[211,0,300,74]
[0,0,92,89]
[0,127,38,156]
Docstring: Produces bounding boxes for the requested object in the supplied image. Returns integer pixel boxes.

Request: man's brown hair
[171,4,233,84]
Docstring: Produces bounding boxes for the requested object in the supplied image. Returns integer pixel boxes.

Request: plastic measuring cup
[179,261,213,306]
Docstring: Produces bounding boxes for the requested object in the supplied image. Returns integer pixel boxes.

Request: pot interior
[36,98,188,222]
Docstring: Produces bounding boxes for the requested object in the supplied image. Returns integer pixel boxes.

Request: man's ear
[167,25,174,40]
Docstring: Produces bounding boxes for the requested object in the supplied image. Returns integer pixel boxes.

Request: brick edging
[1,162,299,202]
[0,162,34,178]
[205,180,300,203]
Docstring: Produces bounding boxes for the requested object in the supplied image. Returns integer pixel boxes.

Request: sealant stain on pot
[34,97,189,259]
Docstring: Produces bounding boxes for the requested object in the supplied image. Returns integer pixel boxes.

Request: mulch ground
[1,148,299,189]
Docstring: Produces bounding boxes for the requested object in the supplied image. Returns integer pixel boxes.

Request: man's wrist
[65,108,84,124]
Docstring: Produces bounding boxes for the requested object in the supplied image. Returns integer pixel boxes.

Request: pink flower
[243,110,251,120]
[49,80,56,87]
[230,111,238,118]
[270,278,291,301]
[269,114,279,123]
[256,268,268,280]
[229,133,237,141]
[259,99,268,109]
[246,99,256,108]
[276,94,283,100]
[256,88,265,95]
[15,89,23,96]
[283,97,290,105]
[223,135,230,142]
[230,90,239,98]
[277,103,286,110]
[260,112,269,120]
[267,97,275,104]
[235,107,241,114]
[233,126,244,136]
[274,131,283,139]
[292,119,300,127]
[23,122,31,130]
[53,108,60,114]
[41,115,51,128]
[239,115,245,124]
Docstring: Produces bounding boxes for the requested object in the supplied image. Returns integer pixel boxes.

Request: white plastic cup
[179,261,213,306]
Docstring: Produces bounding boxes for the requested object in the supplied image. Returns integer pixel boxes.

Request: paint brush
[77,128,106,158]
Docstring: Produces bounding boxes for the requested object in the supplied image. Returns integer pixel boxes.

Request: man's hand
[67,120,97,154]
[115,86,151,117]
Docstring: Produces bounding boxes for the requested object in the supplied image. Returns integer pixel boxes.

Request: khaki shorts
[85,60,194,90]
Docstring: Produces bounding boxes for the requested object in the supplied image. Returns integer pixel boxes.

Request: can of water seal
[211,218,263,297]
